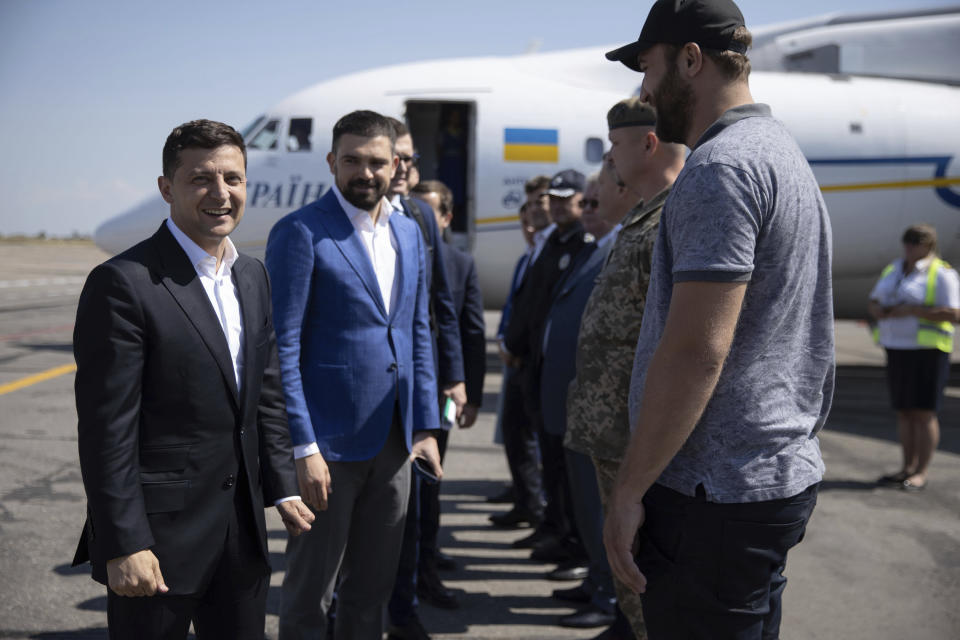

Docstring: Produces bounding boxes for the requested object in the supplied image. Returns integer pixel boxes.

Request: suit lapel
[233,257,258,414]
[313,192,388,318]
[388,213,407,322]
[152,224,240,410]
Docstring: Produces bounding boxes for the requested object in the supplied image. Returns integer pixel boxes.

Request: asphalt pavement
[0,240,957,639]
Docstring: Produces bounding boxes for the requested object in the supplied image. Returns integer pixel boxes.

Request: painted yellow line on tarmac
[0,363,77,396]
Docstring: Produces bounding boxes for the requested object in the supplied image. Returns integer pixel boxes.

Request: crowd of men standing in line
[70,1,835,639]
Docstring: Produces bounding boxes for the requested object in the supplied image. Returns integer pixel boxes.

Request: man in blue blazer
[265,110,442,640]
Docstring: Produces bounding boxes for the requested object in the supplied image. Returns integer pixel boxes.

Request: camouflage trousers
[593,456,647,640]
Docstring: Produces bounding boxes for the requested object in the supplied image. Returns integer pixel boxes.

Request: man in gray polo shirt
[603,1,835,638]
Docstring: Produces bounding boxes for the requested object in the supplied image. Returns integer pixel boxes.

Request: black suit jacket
[441,243,486,406]
[72,222,298,595]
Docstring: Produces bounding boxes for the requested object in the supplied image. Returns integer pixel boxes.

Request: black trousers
[419,427,449,564]
[637,482,819,640]
[107,468,269,640]
[500,366,544,515]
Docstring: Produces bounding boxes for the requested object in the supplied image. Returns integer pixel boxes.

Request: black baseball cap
[547,169,586,198]
[606,0,747,72]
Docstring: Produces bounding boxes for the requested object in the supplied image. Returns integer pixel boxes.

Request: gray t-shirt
[628,103,835,503]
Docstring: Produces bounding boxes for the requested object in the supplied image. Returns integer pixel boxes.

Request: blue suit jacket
[265,190,439,462]
[539,239,613,436]
[497,252,530,338]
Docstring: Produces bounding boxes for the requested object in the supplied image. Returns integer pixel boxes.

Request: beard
[339,175,389,211]
[653,60,696,145]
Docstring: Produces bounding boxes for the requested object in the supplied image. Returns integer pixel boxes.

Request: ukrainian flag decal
[504,128,559,163]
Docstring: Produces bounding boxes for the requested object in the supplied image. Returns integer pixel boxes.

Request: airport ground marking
[0,363,77,396]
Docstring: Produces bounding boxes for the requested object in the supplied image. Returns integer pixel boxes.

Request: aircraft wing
[749,6,960,86]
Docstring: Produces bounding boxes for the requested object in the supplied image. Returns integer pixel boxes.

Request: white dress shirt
[293,185,398,460]
[166,218,244,390]
[335,184,398,314]
[167,218,298,505]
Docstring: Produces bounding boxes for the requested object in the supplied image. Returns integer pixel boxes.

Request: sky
[1,0,956,237]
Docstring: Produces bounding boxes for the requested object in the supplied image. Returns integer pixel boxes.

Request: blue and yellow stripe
[503,128,558,163]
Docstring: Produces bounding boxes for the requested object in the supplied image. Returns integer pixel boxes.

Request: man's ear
[158,176,173,204]
[646,130,659,155]
[326,151,336,175]
[681,42,703,77]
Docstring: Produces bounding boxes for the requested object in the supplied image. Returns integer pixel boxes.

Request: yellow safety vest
[873,258,955,353]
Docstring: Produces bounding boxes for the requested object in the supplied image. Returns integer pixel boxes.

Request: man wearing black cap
[603,1,835,638]
[503,169,589,562]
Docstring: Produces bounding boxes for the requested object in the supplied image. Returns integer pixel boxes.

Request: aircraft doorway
[405,101,475,247]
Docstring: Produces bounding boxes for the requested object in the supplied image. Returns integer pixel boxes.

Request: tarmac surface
[0,240,957,639]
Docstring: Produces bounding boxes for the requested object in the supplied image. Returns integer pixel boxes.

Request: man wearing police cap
[603,1,834,638]
[503,169,588,560]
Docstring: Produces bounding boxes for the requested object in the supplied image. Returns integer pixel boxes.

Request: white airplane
[95,7,960,319]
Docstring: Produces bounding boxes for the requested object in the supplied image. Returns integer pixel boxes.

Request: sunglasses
[578,199,599,209]
[397,153,420,166]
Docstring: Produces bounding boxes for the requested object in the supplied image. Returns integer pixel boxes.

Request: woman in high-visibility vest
[868,223,960,491]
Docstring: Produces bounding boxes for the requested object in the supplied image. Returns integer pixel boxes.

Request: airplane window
[585,137,604,164]
[288,118,313,152]
[248,119,279,150]
[240,115,267,141]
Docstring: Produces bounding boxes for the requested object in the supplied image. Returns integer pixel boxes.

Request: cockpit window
[248,119,280,150]
[288,118,313,152]
[240,115,267,141]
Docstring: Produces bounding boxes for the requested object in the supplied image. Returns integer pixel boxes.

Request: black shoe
[387,615,431,640]
[552,582,592,603]
[547,560,589,581]
[530,535,571,562]
[434,550,457,571]
[486,485,515,503]
[417,567,460,610]
[512,528,549,548]
[559,606,617,629]
[489,506,540,528]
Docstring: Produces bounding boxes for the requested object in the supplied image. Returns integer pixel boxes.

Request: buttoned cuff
[274,496,302,506]
[294,442,320,459]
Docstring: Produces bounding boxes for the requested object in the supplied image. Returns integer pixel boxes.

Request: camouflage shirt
[564,188,670,461]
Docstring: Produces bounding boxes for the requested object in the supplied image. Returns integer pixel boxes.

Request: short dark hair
[903,223,938,254]
[387,116,410,139]
[332,110,396,153]
[412,180,453,216]
[703,26,752,80]
[665,25,752,81]
[162,119,246,180]
[524,175,551,194]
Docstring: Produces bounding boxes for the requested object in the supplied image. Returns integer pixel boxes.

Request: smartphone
[412,456,439,485]
[441,397,456,427]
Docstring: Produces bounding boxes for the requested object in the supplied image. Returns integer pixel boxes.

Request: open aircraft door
[405,101,477,251]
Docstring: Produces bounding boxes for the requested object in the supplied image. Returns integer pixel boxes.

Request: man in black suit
[72,119,313,639]
[409,179,486,614]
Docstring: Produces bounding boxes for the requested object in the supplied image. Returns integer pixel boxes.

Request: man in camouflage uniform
[565,98,685,639]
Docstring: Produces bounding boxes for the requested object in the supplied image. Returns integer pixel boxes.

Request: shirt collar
[389,193,404,212]
[533,223,555,244]
[165,218,237,277]
[596,224,621,251]
[693,103,773,151]
[332,183,392,228]
[915,255,935,272]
